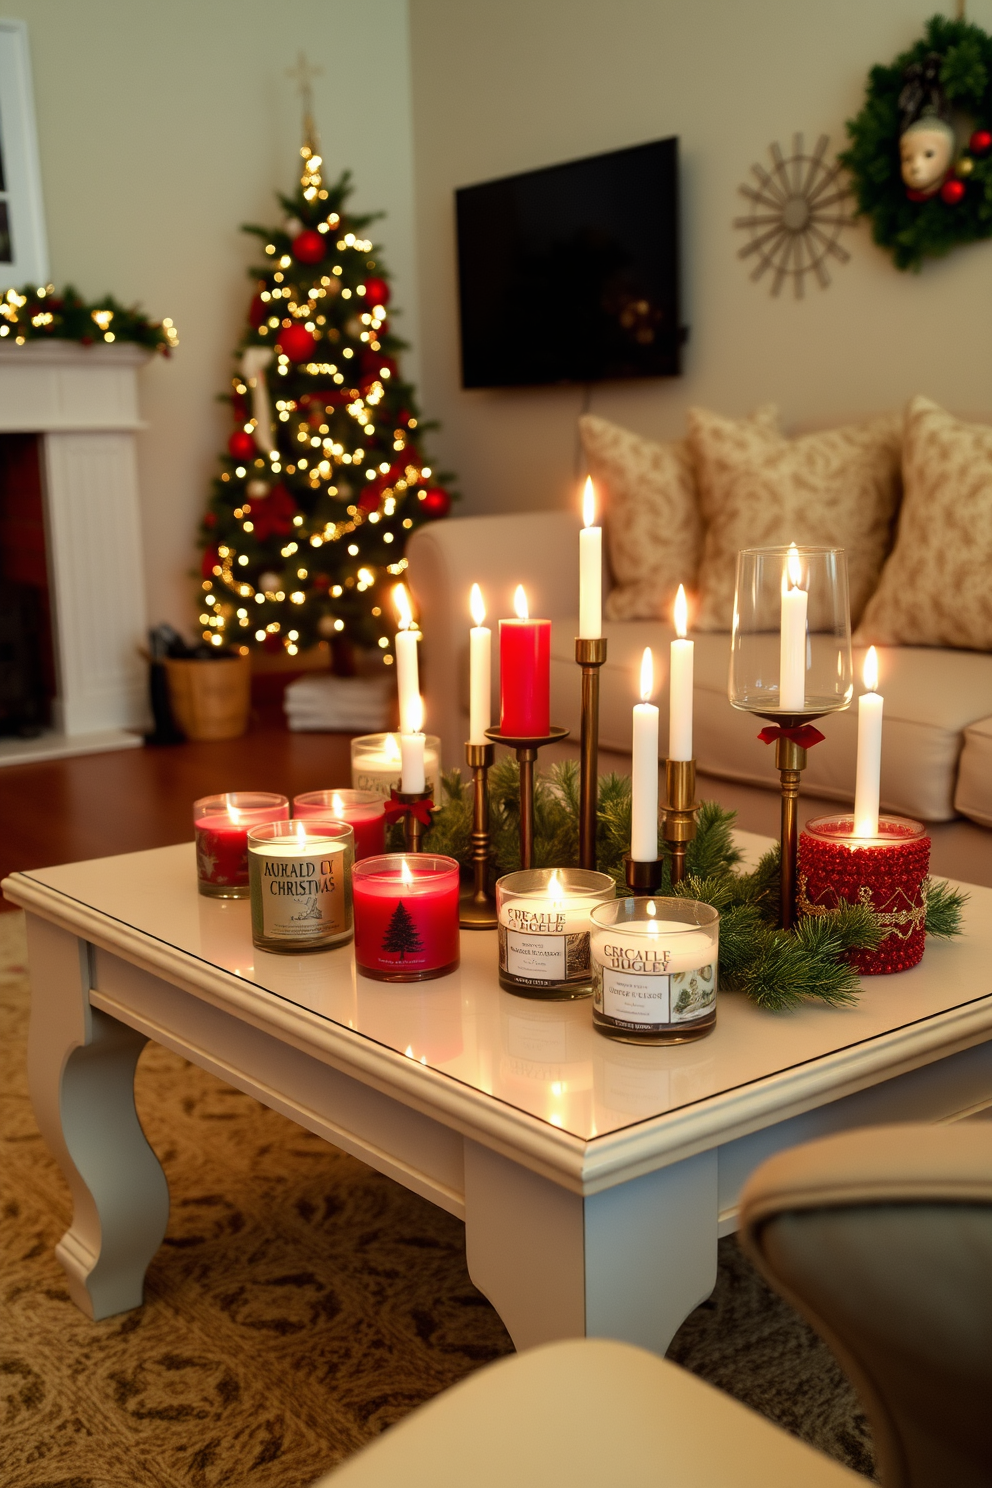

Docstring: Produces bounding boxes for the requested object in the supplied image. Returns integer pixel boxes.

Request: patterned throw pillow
[687,406,902,631]
[858,397,992,650]
[579,414,701,623]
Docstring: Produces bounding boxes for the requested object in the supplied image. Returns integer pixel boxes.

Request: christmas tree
[198,85,451,669]
[381,901,423,961]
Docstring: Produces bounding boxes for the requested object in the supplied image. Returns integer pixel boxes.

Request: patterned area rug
[0,911,875,1486]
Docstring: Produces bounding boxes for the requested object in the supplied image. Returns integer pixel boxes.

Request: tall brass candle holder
[485,725,569,870]
[663,757,699,886]
[757,719,825,929]
[459,741,497,929]
[575,636,608,870]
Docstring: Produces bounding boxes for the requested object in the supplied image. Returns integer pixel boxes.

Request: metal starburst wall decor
[734,135,853,298]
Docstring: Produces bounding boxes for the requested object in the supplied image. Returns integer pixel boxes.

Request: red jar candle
[499,587,550,737]
[293,789,386,860]
[194,792,289,899]
[353,853,460,982]
[798,813,930,975]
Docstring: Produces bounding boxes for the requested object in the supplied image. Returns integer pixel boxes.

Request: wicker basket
[164,654,251,741]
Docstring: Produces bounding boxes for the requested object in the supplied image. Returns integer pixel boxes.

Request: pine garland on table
[393,761,966,1013]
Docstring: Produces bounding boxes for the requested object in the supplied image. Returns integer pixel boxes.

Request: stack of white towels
[284,674,393,733]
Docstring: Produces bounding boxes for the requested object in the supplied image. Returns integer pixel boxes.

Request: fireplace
[0,342,150,765]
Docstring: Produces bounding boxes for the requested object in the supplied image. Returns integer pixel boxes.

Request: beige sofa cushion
[549,619,992,821]
[579,413,701,622]
[858,397,992,651]
[688,407,902,632]
[954,714,992,827]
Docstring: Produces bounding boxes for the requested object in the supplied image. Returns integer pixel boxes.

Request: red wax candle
[294,789,386,860]
[194,792,289,899]
[499,587,550,737]
[798,813,930,975]
[353,853,460,982]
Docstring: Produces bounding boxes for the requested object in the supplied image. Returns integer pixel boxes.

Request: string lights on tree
[198,61,452,666]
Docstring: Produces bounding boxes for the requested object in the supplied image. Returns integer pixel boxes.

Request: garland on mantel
[392,760,966,1012]
[0,283,178,353]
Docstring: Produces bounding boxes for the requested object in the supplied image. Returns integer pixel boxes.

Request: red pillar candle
[797,814,930,974]
[499,585,550,737]
[194,792,289,898]
[294,789,386,860]
[353,853,460,982]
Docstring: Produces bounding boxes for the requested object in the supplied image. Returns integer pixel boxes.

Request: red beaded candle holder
[798,814,930,975]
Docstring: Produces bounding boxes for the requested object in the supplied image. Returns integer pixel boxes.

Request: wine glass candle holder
[798,814,931,974]
[459,741,497,929]
[575,636,608,870]
[729,545,853,928]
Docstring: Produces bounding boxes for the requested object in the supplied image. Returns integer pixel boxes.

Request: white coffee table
[5,837,992,1356]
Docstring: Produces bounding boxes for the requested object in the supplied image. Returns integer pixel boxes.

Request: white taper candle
[779,544,807,711]
[669,583,694,761]
[854,647,883,838]
[469,583,491,744]
[579,476,602,640]
[393,583,420,734]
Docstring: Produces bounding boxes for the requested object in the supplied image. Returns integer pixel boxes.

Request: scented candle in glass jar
[590,897,719,1044]
[247,818,354,953]
[294,789,386,860]
[496,868,615,1000]
[194,792,289,898]
[353,854,460,982]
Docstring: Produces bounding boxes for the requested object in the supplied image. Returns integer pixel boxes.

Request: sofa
[407,506,992,826]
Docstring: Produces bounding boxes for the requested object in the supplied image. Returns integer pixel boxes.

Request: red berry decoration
[277,323,317,362]
[362,276,390,307]
[248,295,268,328]
[970,129,992,155]
[419,486,450,520]
[292,229,326,264]
[941,177,966,205]
[228,429,256,461]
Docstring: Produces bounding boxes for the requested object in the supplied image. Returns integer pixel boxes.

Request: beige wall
[409,0,992,519]
[15,0,418,630]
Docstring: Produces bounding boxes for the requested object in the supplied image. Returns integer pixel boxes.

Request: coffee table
[5,837,992,1356]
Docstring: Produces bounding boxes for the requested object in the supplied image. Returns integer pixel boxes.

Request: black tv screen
[455,137,683,389]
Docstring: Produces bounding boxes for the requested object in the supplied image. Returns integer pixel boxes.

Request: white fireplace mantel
[0,342,152,765]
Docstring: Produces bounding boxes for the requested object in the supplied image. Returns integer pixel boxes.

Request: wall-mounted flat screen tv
[455,137,683,389]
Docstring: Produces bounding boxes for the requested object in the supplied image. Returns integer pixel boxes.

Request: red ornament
[419,486,450,520]
[250,484,298,540]
[362,349,398,380]
[248,295,268,328]
[201,546,220,578]
[277,323,317,362]
[358,486,381,512]
[362,276,390,307]
[228,429,256,461]
[203,512,217,529]
[970,129,992,155]
[292,229,326,264]
[941,177,966,205]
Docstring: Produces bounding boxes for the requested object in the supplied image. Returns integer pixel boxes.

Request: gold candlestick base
[575,636,608,870]
[460,741,497,929]
[775,734,806,930]
[624,854,664,896]
[485,725,569,869]
[663,758,699,886]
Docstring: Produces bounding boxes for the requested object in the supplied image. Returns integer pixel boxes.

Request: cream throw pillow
[858,397,992,650]
[579,414,700,622]
[687,406,902,631]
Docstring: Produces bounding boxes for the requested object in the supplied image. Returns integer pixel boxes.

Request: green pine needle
[925,878,968,938]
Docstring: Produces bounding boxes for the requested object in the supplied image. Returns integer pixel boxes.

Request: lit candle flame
[863,645,878,693]
[673,583,688,639]
[639,647,654,703]
[332,792,344,814]
[407,694,424,734]
[295,821,307,846]
[646,899,659,933]
[787,542,803,590]
[513,584,529,620]
[225,793,242,825]
[470,582,486,627]
[400,857,413,886]
[582,476,596,529]
[547,869,565,900]
[393,583,413,631]
[385,732,401,762]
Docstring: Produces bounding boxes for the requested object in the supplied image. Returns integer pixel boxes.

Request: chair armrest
[406,511,579,766]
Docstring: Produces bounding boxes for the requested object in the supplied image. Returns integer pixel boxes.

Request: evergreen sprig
[401,762,963,1012]
[0,283,176,352]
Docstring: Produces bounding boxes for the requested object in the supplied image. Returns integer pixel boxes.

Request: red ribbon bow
[383,789,434,827]
[757,724,826,748]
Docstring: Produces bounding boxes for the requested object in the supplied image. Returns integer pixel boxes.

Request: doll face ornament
[900,116,955,196]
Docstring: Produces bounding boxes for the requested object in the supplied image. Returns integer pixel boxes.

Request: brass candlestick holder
[575,637,608,870]
[755,718,825,929]
[387,788,434,855]
[485,725,569,869]
[624,854,664,896]
[459,741,497,929]
[663,758,699,886]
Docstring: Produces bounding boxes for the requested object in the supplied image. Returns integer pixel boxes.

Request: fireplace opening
[0,435,57,735]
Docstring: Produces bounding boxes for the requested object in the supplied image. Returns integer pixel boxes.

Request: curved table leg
[25,914,170,1320]
[463,1139,717,1355]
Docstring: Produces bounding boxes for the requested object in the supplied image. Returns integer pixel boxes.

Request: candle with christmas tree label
[353,853,460,981]
[590,897,719,1044]
[293,789,386,859]
[499,585,550,737]
[194,792,289,898]
[496,868,615,999]
[247,818,354,953]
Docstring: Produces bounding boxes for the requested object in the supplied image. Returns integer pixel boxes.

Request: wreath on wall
[841,14,992,270]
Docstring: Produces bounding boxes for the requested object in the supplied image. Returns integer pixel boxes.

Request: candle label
[249,851,351,945]
[592,953,716,1030]
[498,911,589,986]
